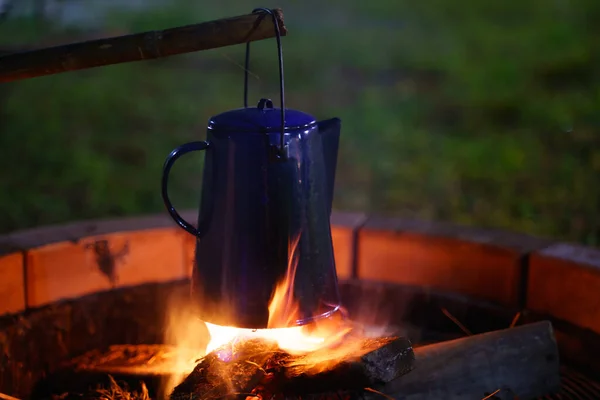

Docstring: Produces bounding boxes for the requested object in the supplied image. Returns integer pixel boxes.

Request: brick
[331,212,367,280]
[26,228,187,307]
[331,227,352,279]
[0,252,25,315]
[528,243,600,334]
[14,209,365,308]
[26,240,103,308]
[111,228,188,287]
[357,216,549,307]
[0,210,198,251]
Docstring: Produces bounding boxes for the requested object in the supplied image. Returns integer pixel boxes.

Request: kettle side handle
[161,141,210,237]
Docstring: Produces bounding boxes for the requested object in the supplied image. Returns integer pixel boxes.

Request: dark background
[1,0,599,245]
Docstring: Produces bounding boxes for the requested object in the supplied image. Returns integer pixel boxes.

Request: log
[353,335,415,383]
[28,321,561,400]
[0,8,286,83]
[171,336,415,400]
[31,337,413,399]
[379,320,561,400]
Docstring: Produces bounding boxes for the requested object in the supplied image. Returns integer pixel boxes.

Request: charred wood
[171,336,414,400]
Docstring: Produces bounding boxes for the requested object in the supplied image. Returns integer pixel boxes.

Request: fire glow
[161,235,369,395]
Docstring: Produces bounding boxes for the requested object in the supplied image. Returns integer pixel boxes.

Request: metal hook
[243,7,286,155]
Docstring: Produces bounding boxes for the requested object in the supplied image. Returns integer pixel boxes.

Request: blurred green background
[0,0,599,245]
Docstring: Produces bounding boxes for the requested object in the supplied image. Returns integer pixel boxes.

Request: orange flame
[267,234,302,329]
[161,232,392,394]
[201,232,369,373]
[203,234,336,357]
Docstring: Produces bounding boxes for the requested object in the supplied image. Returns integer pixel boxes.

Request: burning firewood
[172,321,560,400]
[171,339,282,400]
[170,336,415,400]
[36,321,559,400]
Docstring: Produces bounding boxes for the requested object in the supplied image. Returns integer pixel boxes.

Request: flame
[203,235,336,358]
[267,234,302,329]
[201,233,368,375]
[160,232,391,394]
[160,296,211,397]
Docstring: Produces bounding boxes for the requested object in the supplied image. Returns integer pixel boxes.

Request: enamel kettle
[161,9,342,329]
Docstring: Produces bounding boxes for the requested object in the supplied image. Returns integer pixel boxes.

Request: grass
[0,0,599,245]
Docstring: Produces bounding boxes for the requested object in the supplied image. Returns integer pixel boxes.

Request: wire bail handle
[243,7,286,156]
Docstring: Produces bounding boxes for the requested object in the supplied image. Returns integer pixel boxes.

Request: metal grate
[539,367,600,400]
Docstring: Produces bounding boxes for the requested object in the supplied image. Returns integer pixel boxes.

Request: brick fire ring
[1,211,599,399]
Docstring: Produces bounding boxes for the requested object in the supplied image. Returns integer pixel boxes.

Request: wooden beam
[0,8,286,83]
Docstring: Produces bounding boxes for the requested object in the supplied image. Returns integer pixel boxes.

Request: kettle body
[162,98,342,329]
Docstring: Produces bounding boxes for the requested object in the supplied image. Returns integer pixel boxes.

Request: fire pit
[2,6,595,399]
[1,211,599,399]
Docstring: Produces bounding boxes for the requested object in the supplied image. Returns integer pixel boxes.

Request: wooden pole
[0,8,286,83]
[379,321,561,400]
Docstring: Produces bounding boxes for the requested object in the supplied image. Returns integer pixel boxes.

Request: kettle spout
[318,118,341,216]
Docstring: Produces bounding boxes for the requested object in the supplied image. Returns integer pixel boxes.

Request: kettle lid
[208,98,316,133]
